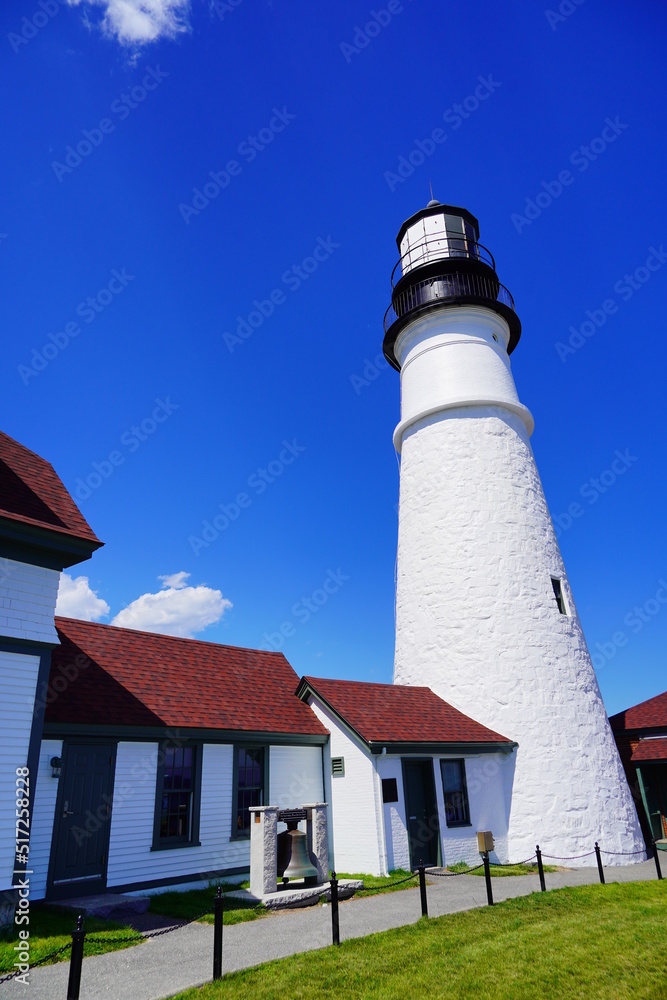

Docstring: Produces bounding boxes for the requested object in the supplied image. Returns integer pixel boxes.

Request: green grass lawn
[447,860,559,877]
[149,883,265,926]
[168,881,667,1000]
[0,904,141,973]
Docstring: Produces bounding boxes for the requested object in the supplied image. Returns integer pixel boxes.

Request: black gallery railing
[390,235,497,287]
[384,270,517,334]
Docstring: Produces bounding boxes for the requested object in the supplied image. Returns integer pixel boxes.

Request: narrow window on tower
[551,577,568,615]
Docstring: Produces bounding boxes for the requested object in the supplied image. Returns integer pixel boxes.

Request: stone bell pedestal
[304,803,329,882]
[249,805,278,897]
[249,803,329,897]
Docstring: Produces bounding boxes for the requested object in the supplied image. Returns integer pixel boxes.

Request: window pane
[158,746,195,841]
[441,760,469,827]
[444,214,464,234]
[442,762,462,792]
[235,747,264,835]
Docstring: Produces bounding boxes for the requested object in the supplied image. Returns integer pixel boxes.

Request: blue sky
[2,0,666,716]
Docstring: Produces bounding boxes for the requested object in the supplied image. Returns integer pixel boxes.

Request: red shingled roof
[298,676,513,746]
[0,431,100,545]
[631,737,667,763]
[609,690,667,733]
[46,617,328,736]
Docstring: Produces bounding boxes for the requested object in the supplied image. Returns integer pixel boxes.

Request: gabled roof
[631,737,667,763]
[609,690,667,733]
[296,676,514,751]
[45,617,328,738]
[0,431,101,567]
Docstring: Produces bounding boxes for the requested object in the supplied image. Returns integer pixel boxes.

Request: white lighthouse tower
[385,200,644,862]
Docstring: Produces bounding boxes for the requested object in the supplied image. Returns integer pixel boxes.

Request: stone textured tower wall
[392,309,645,863]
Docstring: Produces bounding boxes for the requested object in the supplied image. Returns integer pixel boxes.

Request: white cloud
[56,574,111,621]
[110,572,232,637]
[67,0,191,45]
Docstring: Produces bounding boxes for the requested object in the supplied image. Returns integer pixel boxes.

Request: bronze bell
[277,821,319,885]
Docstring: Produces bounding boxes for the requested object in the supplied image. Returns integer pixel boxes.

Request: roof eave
[367,740,517,755]
[0,516,103,570]
[42,722,329,743]
[296,678,372,748]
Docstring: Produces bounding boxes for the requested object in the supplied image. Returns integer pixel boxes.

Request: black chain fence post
[652,841,663,881]
[483,851,494,906]
[330,872,340,946]
[594,842,605,884]
[536,845,546,892]
[67,914,85,1000]
[418,861,428,918]
[213,885,223,980]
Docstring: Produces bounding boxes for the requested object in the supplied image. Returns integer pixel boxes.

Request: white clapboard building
[0,430,517,916]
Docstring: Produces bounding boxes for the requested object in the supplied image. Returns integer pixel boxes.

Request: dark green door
[402,759,440,869]
[638,763,667,841]
[50,743,115,898]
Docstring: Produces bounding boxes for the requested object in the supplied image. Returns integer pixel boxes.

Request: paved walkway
[3,861,660,999]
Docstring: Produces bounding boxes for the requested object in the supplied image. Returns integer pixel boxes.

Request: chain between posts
[85,905,212,946]
[0,941,72,984]
[599,847,648,856]
[354,871,419,892]
[427,862,486,876]
[540,850,596,860]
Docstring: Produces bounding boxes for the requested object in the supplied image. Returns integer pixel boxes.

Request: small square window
[382,778,398,803]
[551,577,568,615]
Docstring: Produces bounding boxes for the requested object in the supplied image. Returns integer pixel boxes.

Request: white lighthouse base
[393,405,645,864]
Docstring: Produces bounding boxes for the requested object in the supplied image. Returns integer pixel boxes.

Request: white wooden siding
[0,559,59,644]
[29,740,62,899]
[106,742,250,889]
[307,698,383,875]
[0,650,41,892]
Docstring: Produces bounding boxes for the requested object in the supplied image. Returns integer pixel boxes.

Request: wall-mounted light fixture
[50,756,62,779]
